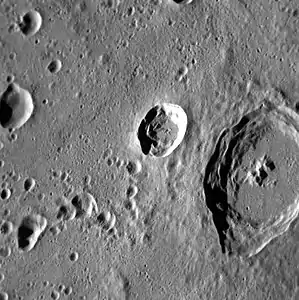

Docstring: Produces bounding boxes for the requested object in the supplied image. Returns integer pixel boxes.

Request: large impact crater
[203,101,299,257]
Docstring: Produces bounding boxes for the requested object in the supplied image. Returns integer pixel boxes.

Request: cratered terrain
[0,0,298,299]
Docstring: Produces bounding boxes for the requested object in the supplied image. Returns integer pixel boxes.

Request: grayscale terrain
[0,0,298,299]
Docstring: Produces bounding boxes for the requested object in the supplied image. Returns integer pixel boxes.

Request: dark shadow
[0,100,13,128]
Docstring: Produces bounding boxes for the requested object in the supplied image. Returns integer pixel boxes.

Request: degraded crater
[137,103,187,158]
[97,210,116,231]
[56,203,76,222]
[203,101,299,257]
[0,220,14,236]
[71,191,98,218]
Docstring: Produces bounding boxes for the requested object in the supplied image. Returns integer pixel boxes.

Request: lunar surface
[0,0,298,299]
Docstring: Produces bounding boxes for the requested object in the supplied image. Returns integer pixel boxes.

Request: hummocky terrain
[0,0,298,299]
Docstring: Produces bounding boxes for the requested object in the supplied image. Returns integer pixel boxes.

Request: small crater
[56,205,76,221]
[0,246,11,258]
[57,284,65,293]
[47,59,62,74]
[98,53,111,66]
[172,0,193,4]
[69,251,79,262]
[102,147,113,160]
[126,160,142,176]
[97,211,109,225]
[141,231,153,247]
[64,286,72,296]
[19,9,42,37]
[116,159,125,169]
[71,191,98,218]
[97,210,116,231]
[23,177,36,192]
[0,83,34,129]
[9,131,18,142]
[83,174,92,186]
[107,226,118,238]
[6,75,14,83]
[56,197,76,221]
[50,290,60,300]
[17,214,47,252]
[106,157,114,167]
[0,220,13,235]
[0,188,11,200]
[130,207,139,222]
[49,225,61,236]
[126,184,138,199]
[175,65,188,82]
[127,6,135,16]
[124,198,136,211]
[60,171,69,182]
[0,291,8,300]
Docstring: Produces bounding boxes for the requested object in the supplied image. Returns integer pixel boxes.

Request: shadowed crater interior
[137,106,159,155]
[17,223,34,250]
[0,87,14,128]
